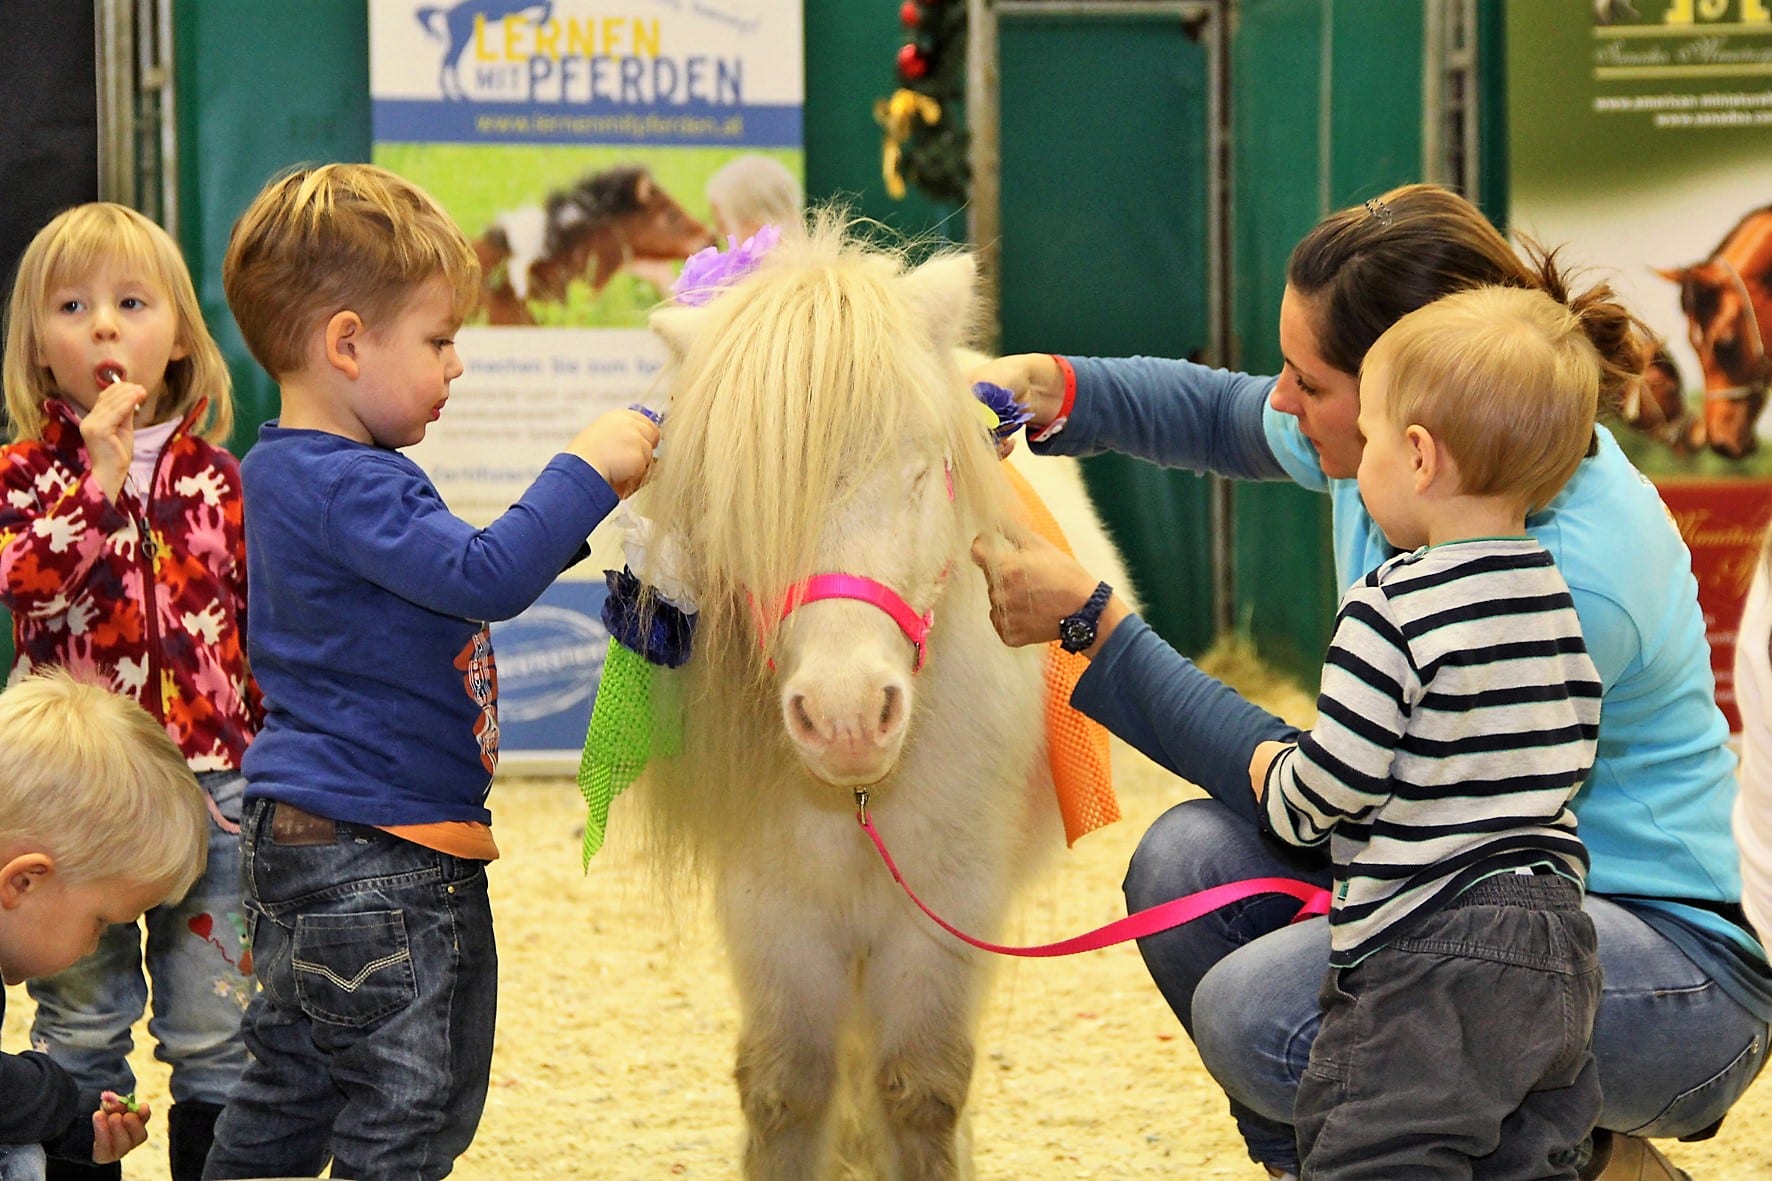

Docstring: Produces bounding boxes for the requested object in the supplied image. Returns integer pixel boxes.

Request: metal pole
[1204,5,1236,640]
[94,0,135,207]
[966,0,1002,354]
[1422,0,1446,184]
[146,0,179,235]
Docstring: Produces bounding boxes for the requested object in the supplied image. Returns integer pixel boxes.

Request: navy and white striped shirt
[1263,538,1601,966]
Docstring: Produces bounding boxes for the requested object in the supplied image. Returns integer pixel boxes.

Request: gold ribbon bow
[874,88,942,200]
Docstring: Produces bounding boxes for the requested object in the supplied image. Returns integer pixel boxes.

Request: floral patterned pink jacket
[0,399,259,770]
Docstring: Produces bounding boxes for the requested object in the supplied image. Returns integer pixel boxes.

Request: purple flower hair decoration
[672,223,783,307]
[972,381,1035,441]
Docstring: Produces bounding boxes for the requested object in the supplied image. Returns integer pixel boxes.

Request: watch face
[1059,616,1094,650]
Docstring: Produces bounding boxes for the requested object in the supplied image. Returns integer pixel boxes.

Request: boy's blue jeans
[26,771,251,1105]
[1125,798,1771,1174]
[202,799,497,1181]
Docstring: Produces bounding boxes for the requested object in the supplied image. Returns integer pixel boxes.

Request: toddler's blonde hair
[0,669,207,899]
[1365,285,1605,513]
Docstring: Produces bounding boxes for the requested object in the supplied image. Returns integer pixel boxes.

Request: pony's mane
[629,212,1014,877]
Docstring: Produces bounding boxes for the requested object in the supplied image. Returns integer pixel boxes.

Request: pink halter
[763,459,954,673]
[777,574,935,671]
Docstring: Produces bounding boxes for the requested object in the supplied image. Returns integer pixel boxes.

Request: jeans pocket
[1630,1028,1766,1138]
[291,909,417,1027]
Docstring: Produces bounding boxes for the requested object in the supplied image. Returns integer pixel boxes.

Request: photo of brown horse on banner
[473,165,715,326]
[1657,203,1772,460]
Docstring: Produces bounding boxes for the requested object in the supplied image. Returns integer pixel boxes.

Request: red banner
[1658,479,1772,732]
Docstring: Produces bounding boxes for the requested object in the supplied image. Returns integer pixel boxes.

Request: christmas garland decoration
[874,0,969,205]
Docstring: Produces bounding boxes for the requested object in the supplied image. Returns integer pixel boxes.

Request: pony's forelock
[645,213,997,626]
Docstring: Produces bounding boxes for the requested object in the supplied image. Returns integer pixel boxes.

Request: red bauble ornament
[896,42,928,81]
[900,0,922,28]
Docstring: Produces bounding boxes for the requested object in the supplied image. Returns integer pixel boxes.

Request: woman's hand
[971,528,1121,651]
[966,353,1066,458]
[90,1091,149,1164]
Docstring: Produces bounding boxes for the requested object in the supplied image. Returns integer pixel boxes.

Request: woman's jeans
[202,798,497,1181]
[25,771,251,1106]
[1124,798,1771,1173]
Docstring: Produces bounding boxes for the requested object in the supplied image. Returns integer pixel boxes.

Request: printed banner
[370,0,804,767]
[1508,0,1772,730]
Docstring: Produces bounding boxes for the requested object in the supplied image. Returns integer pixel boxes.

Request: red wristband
[1029,354,1077,443]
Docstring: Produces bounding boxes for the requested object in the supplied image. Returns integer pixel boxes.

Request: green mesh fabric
[578,638,654,867]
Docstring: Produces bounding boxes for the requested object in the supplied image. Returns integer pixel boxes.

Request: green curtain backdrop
[995,13,1215,656]
[163,1,1502,685]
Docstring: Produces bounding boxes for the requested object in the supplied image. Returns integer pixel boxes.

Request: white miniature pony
[632,216,1065,1180]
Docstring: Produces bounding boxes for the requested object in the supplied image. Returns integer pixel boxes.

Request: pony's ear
[902,253,977,350]
[650,305,711,360]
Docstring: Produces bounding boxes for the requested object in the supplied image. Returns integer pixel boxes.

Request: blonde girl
[0,203,256,1181]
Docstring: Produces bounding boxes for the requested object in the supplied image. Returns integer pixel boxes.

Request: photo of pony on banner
[1508,0,1772,727]
[369,0,804,766]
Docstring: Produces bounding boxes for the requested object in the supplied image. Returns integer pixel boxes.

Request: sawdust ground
[6,656,1769,1179]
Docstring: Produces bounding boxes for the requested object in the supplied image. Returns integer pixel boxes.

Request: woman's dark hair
[1287,183,1646,414]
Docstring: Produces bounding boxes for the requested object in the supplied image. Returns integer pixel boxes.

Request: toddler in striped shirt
[1247,284,1622,1179]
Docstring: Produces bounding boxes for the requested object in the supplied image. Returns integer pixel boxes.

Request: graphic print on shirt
[455,625,500,774]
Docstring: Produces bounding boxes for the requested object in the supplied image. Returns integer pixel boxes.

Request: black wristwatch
[1058,581,1113,653]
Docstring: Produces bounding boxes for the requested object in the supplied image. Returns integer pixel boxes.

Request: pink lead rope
[856,790,1331,957]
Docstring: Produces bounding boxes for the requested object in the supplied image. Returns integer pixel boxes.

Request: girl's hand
[91,1091,150,1164]
[568,408,662,499]
[965,354,1066,458]
[79,379,146,502]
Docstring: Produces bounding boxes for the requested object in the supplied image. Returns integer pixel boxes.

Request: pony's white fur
[631,213,1068,1180]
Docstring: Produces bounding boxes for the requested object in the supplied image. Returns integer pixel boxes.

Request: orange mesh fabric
[1002,463,1120,846]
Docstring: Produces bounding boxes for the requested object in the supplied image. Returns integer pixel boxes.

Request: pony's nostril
[878,685,903,737]
[789,694,818,740]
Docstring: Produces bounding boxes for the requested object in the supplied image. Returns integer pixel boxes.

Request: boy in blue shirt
[203,163,658,1181]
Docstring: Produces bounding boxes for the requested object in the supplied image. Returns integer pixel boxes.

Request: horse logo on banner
[416,0,554,100]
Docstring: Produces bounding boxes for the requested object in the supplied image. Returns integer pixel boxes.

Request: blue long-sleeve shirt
[240,425,617,826]
[1038,355,1772,1016]
[0,986,99,1160]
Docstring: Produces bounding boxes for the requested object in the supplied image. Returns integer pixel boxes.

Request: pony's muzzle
[781,674,912,787]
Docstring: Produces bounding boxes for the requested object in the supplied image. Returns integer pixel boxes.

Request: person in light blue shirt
[970,184,1769,1181]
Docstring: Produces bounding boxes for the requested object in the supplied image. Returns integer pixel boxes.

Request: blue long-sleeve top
[0,986,99,1160]
[1036,355,1771,1018]
[240,425,617,826]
